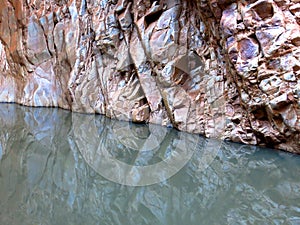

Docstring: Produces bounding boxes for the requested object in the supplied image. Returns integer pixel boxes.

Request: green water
[0,103,299,225]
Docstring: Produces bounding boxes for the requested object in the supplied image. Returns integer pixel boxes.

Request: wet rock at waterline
[0,0,299,152]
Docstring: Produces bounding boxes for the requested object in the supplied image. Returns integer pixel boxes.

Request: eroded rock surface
[0,0,299,152]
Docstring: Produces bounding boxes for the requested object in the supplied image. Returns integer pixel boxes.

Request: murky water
[0,103,300,225]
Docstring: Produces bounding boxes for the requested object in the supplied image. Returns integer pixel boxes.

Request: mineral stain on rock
[0,0,299,153]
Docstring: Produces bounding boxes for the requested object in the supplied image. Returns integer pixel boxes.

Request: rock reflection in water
[0,103,300,225]
[71,112,219,186]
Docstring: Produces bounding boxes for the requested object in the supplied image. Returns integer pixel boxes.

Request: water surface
[0,103,300,225]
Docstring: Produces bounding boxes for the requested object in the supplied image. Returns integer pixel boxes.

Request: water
[0,103,300,225]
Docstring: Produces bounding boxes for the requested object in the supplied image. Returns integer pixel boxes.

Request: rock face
[0,0,299,152]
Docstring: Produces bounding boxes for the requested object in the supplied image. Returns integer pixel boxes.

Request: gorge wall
[0,0,299,153]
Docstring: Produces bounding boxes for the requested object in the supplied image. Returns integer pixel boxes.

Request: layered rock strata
[0,0,299,152]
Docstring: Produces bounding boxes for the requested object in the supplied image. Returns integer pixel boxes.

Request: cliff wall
[0,0,299,152]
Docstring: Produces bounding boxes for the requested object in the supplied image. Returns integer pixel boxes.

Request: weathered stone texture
[0,0,299,152]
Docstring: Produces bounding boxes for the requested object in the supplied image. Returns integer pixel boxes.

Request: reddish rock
[0,0,299,153]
